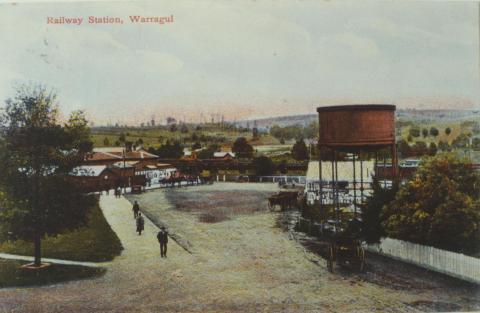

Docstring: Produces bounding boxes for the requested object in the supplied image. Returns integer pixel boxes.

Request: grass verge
[0,259,105,288]
[0,198,123,262]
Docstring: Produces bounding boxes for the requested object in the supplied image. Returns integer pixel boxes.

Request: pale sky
[0,0,479,125]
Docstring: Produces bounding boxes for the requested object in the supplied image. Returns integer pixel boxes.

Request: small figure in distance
[157,226,169,258]
[136,212,145,236]
[132,200,140,219]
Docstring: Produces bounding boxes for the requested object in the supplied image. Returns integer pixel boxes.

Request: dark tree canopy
[382,153,480,254]
[291,138,308,161]
[252,156,275,176]
[360,179,399,244]
[0,85,95,266]
[409,127,420,138]
[149,140,183,159]
[422,128,428,138]
[232,137,253,158]
[192,142,202,150]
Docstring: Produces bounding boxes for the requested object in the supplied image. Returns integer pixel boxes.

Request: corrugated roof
[306,160,374,182]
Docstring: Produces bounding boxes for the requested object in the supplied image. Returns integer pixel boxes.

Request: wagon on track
[268,191,298,211]
[326,234,365,273]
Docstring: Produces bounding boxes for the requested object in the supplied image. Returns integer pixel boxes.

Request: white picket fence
[365,237,480,284]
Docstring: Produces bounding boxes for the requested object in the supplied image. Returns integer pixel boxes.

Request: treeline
[269,122,318,143]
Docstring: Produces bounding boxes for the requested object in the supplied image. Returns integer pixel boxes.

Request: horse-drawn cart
[326,233,365,272]
[268,191,298,211]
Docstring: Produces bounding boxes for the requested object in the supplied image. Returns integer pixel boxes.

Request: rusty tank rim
[317,104,395,113]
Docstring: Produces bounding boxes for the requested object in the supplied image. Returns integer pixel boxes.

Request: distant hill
[396,109,480,123]
[236,109,480,129]
[235,114,317,129]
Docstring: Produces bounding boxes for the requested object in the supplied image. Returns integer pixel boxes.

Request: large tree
[382,153,480,254]
[0,85,94,267]
[232,137,253,158]
[291,138,308,161]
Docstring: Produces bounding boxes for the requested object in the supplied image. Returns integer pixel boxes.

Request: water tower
[316,104,397,217]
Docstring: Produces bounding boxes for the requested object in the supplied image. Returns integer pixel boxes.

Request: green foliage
[451,133,470,149]
[0,85,95,265]
[291,138,308,161]
[382,154,480,254]
[397,139,410,158]
[422,128,428,138]
[445,127,452,135]
[397,140,431,157]
[429,127,439,137]
[438,140,451,152]
[197,144,220,159]
[0,259,106,288]
[360,179,399,244]
[303,122,319,139]
[252,156,275,176]
[180,123,189,133]
[269,122,318,141]
[473,138,480,151]
[148,140,183,159]
[232,137,253,158]
[0,198,123,262]
[103,137,110,146]
[409,126,420,137]
[277,160,288,174]
[428,142,437,156]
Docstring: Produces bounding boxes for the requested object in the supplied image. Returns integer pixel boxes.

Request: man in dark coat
[132,200,140,219]
[157,226,168,257]
[136,212,145,235]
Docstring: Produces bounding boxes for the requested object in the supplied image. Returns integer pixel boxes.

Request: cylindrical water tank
[317,104,396,148]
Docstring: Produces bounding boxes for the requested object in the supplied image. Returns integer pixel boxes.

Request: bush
[409,127,420,138]
[252,156,275,176]
[360,179,399,244]
[382,154,480,254]
[291,139,308,161]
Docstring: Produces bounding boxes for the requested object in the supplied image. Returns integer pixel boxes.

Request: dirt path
[125,183,424,312]
[0,253,105,268]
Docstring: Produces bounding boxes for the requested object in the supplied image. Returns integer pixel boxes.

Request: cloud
[0,0,478,124]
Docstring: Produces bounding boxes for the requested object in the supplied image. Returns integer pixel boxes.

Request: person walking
[132,200,140,219]
[136,212,145,235]
[157,226,168,257]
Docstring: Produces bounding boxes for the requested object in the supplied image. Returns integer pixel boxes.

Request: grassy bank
[0,259,106,288]
[0,198,123,262]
